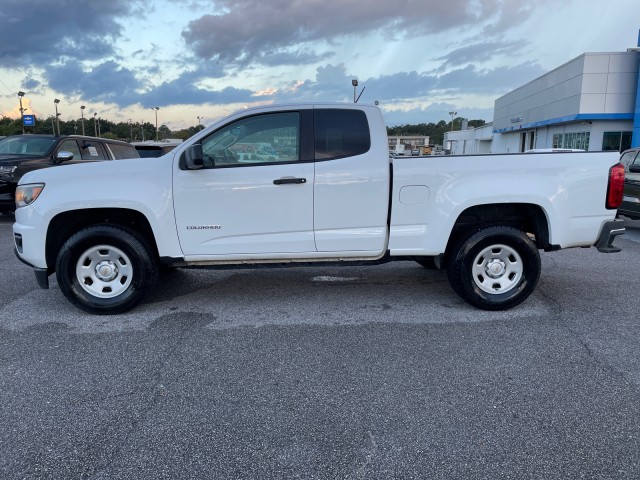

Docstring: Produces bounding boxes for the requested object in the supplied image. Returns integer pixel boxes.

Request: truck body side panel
[389,152,620,255]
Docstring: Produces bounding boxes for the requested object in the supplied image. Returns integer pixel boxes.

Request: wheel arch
[444,203,550,262]
[45,208,158,272]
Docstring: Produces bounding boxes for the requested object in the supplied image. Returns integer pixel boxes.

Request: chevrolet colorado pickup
[12,103,626,314]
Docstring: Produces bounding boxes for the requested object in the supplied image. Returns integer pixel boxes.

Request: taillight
[606,162,625,209]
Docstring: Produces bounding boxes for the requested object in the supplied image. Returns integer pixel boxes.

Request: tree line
[0,115,202,141]
[1,114,487,145]
[387,118,487,146]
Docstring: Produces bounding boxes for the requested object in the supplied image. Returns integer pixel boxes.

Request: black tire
[55,225,159,314]
[446,226,540,310]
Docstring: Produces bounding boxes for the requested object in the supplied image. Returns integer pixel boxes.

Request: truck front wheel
[446,226,540,310]
[55,225,158,314]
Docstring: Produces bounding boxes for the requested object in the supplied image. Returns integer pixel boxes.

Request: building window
[602,132,632,152]
[552,132,590,150]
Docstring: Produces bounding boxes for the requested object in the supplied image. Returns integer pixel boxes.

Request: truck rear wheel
[55,225,158,314]
[446,226,540,310]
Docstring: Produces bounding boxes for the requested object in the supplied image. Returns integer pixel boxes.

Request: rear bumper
[594,219,625,253]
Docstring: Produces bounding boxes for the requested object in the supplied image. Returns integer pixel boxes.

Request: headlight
[0,166,17,176]
[15,183,45,208]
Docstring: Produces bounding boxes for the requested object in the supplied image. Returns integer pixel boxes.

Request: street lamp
[17,91,25,134]
[80,105,86,136]
[54,99,61,136]
[151,107,159,141]
[449,111,457,132]
[197,115,205,130]
[351,79,365,103]
[129,119,133,141]
[93,112,98,137]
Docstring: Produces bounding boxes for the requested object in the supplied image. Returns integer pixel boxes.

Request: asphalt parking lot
[1,216,640,479]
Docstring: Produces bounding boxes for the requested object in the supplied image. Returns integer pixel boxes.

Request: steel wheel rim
[75,245,133,298]
[471,243,523,294]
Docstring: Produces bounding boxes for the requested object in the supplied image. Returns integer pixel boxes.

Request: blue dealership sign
[22,115,35,126]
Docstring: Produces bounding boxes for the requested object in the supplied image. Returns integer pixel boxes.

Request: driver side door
[173,110,316,257]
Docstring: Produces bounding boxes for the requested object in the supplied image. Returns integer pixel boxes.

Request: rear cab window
[314,109,370,160]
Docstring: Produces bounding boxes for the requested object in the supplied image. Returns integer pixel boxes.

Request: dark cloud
[258,50,334,67]
[23,79,40,90]
[45,61,250,108]
[0,0,141,67]
[182,0,493,65]
[273,62,546,105]
[46,61,141,105]
[436,42,523,68]
[435,63,546,94]
[138,74,253,107]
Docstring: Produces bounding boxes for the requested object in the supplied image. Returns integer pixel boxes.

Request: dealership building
[446,36,640,154]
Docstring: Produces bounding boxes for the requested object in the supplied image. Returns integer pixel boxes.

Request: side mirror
[56,151,74,163]
[181,144,204,170]
[629,164,640,173]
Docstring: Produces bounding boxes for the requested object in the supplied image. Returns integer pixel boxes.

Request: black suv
[0,134,139,212]
[619,147,640,220]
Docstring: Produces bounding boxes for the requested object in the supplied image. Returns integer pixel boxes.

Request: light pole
[80,105,86,136]
[17,91,25,134]
[54,99,61,136]
[449,111,457,132]
[351,79,365,103]
[129,119,133,141]
[197,116,205,130]
[93,112,98,137]
[151,107,159,141]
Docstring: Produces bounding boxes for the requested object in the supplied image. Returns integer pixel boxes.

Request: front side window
[57,140,82,160]
[201,112,300,168]
[314,109,370,160]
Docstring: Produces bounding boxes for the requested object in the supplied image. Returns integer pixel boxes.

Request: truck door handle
[273,177,307,185]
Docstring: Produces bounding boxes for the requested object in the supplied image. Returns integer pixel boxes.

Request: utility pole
[54,99,61,136]
[80,105,86,136]
[18,91,25,134]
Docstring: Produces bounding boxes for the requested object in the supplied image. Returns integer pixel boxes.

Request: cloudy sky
[0,0,638,130]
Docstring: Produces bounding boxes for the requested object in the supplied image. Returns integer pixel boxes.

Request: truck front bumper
[594,219,625,253]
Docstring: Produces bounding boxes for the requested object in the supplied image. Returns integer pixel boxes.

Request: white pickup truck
[13,103,626,314]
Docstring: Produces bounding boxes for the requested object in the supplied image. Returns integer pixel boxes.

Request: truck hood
[19,154,174,186]
[0,154,47,165]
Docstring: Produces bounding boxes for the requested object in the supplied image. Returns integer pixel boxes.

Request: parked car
[618,147,640,220]
[132,139,182,158]
[0,134,139,213]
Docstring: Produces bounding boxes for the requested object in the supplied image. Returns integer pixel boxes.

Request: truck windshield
[0,136,57,156]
